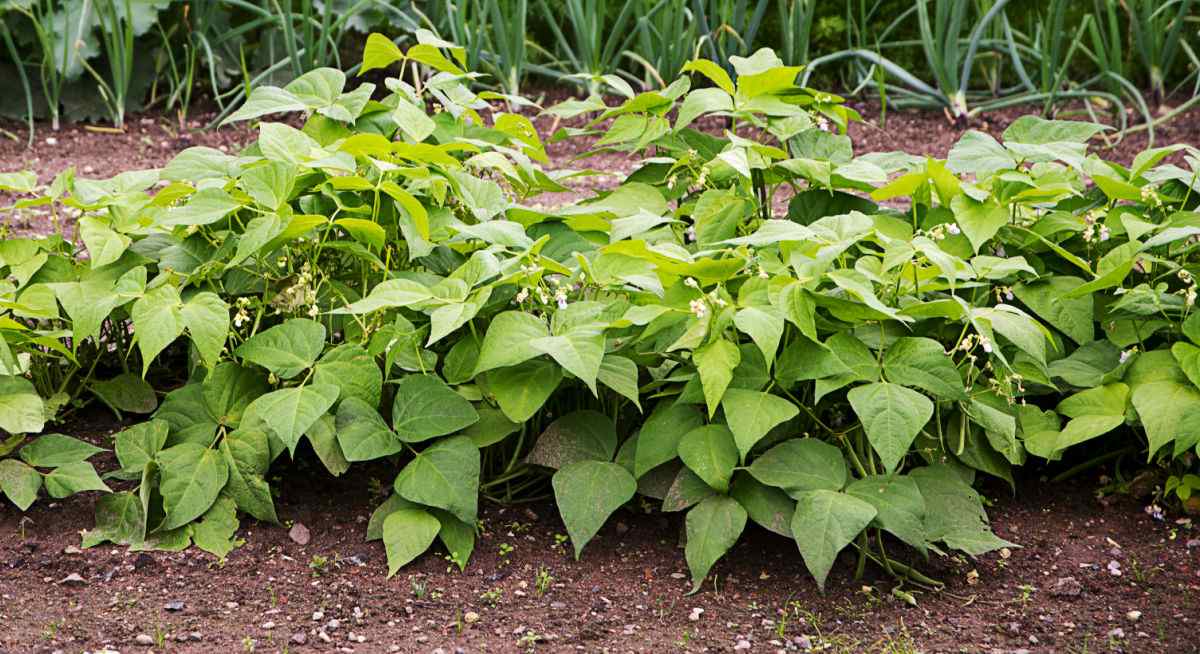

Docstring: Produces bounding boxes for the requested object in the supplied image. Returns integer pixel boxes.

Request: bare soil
[2,102,1200,653]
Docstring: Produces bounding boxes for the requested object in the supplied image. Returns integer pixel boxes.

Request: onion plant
[536,0,644,92]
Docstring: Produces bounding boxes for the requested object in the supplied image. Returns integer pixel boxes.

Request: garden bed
[1,409,1197,653]
[2,100,1200,653]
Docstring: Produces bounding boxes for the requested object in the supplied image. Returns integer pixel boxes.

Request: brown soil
[3,102,1200,653]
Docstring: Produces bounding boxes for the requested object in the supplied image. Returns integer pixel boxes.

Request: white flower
[757,266,769,279]
[1099,226,1110,242]
[947,223,960,235]
[684,277,699,289]
[981,338,993,354]
[685,225,697,243]
[1107,560,1122,576]
[554,288,568,310]
[689,299,707,318]
[514,288,529,303]
[307,304,320,318]
[1119,348,1135,364]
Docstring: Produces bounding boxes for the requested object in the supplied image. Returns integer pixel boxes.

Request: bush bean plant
[2,33,1200,592]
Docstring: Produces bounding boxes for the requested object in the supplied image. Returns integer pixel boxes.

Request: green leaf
[677,425,739,493]
[202,363,270,430]
[165,188,244,226]
[42,461,109,498]
[383,509,441,577]
[747,438,846,494]
[20,434,104,468]
[552,460,637,559]
[882,337,966,400]
[734,307,784,370]
[531,328,606,394]
[947,130,1016,178]
[337,397,403,461]
[131,285,184,375]
[951,195,1008,253]
[1173,342,1200,390]
[332,279,432,314]
[684,495,747,594]
[391,375,478,442]
[597,355,641,409]
[694,339,740,418]
[157,443,229,531]
[526,410,616,470]
[848,382,934,473]
[191,495,241,560]
[911,465,1014,555]
[1013,277,1093,346]
[485,359,562,423]
[729,473,794,537]
[305,414,351,476]
[682,59,735,95]
[473,311,549,374]
[1131,380,1200,459]
[82,491,146,547]
[313,344,383,408]
[460,405,520,449]
[243,384,340,455]
[0,459,42,510]
[845,475,928,554]
[235,318,326,379]
[181,292,229,369]
[115,420,170,475]
[433,510,476,571]
[91,373,158,414]
[219,429,278,524]
[224,86,307,123]
[634,402,705,478]
[720,388,800,461]
[366,494,417,541]
[79,216,130,268]
[239,162,296,210]
[662,466,717,511]
[360,33,404,74]
[394,436,480,525]
[791,490,877,590]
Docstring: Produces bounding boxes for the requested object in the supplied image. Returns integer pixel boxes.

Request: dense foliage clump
[2,32,1199,590]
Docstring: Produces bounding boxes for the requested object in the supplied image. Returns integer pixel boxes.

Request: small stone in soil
[289,522,312,545]
[164,600,185,612]
[134,633,155,646]
[58,573,86,586]
[463,611,480,624]
[735,639,752,650]
[313,610,325,621]
[291,632,307,645]
[1050,577,1082,598]
[1127,610,1142,622]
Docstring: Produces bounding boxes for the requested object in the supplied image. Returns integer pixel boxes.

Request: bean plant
[2,35,1199,592]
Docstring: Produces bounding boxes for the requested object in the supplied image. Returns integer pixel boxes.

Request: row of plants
[2,1,1199,140]
[2,34,1200,591]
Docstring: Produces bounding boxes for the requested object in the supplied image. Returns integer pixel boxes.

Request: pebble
[261,621,276,630]
[63,545,81,554]
[734,639,752,650]
[134,634,154,646]
[688,607,704,621]
[326,619,341,630]
[225,601,239,609]
[1127,610,1142,622]
[549,601,566,610]
[59,573,86,586]
[1050,577,1082,598]
[794,635,812,649]
[45,137,57,146]
[313,610,325,621]
[289,522,312,545]
[291,632,307,645]
[1108,627,1126,639]
[164,600,185,612]
[463,611,480,624]
[318,631,332,643]
[670,572,686,579]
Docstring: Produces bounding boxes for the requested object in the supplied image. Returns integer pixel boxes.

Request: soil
[2,100,1200,653]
